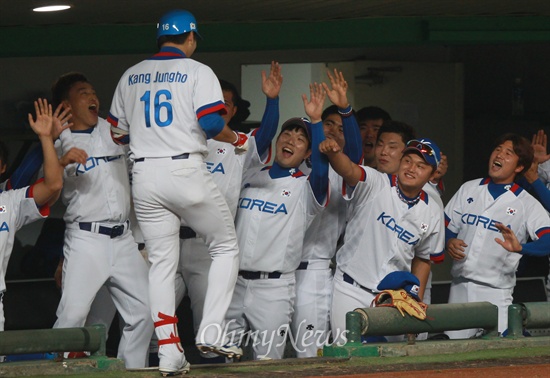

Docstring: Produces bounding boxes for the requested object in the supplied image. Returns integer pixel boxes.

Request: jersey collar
[150,46,187,60]
[482,177,523,198]
[265,162,305,179]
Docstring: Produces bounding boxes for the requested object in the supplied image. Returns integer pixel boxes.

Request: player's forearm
[36,135,64,205]
[8,143,44,189]
[212,125,239,144]
[411,257,431,301]
[254,97,279,156]
[328,152,362,187]
[520,233,550,257]
[341,106,363,164]
[308,121,329,204]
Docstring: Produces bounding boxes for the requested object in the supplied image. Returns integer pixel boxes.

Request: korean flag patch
[506,207,517,216]
[420,222,428,232]
[0,205,6,213]
[217,148,226,155]
[281,189,291,197]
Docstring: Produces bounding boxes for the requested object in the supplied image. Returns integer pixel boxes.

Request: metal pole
[353,302,499,337]
[523,302,550,329]
[0,325,105,356]
[507,303,524,338]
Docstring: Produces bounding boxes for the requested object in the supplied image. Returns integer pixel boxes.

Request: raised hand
[301,82,326,123]
[262,61,283,99]
[52,103,73,140]
[28,98,54,138]
[532,129,550,164]
[322,68,349,109]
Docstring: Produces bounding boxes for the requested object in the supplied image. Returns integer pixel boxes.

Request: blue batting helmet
[157,10,202,40]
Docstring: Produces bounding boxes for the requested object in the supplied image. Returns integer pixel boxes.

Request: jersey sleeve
[344,166,384,203]
[444,184,465,236]
[107,75,129,131]
[11,186,49,230]
[194,65,226,120]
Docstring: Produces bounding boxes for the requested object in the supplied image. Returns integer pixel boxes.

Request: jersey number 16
[140,90,173,127]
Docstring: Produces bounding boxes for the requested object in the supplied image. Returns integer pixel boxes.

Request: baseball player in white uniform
[291,70,362,358]
[445,133,550,338]
[1,99,65,332]
[224,83,329,360]
[321,137,445,345]
[174,62,282,361]
[108,10,248,375]
[51,73,153,368]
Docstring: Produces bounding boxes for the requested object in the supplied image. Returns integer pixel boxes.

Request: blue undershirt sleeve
[520,232,550,256]
[341,108,363,164]
[253,97,279,157]
[445,227,458,245]
[308,121,329,204]
[529,178,550,212]
[9,143,44,189]
[198,113,226,139]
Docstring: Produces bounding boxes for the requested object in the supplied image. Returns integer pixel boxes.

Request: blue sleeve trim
[445,227,458,244]
[308,121,329,204]
[199,113,225,139]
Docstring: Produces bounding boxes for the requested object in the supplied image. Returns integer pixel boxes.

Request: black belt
[239,270,282,280]
[297,261,309,270]
[343,273,378,295]
[135,153,190,163]
[179,226,197,240]
[79,222,126,239]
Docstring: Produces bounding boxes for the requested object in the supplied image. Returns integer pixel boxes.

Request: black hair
[157,32,191,50]
[493,133,534,176]
[220,79,251,129]
[376,120,416,145]
[51,72,89,109]
[356,106,391,123]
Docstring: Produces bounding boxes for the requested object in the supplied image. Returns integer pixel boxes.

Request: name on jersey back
[128,71,188,86]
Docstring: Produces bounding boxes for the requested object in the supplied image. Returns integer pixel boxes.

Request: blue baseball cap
[402,138,441,168]
[377,271,421,300]
[157,10,202,40]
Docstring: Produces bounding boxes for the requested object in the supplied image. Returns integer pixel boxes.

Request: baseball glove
[372,289,428,320]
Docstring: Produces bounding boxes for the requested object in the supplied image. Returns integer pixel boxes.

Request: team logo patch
[410,285,420,296]
[281,189,291,197]
[506,207,517,216]
[289,168,296,175]
[504,184,512,191]
[217,148,226,155]
[420,222,428,232]
[467,197,474,204]
[190,22,196,30]
[0,205,5,213]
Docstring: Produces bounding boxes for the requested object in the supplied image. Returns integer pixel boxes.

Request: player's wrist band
[338,105,353,117]
[232,131,240,144]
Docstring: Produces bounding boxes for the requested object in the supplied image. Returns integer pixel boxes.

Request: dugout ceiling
[2,0,550,57]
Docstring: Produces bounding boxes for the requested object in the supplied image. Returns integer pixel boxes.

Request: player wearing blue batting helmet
[157,9,202,39]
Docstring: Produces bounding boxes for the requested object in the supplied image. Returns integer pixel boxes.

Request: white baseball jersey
[235,146,326,274]
[300,167,347,261]
[56,119,131,224]
[445,178,550,289]
[108,47,225,159]
[336,166,445,291]
[0,187,48,293]
[54,120,152,368]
